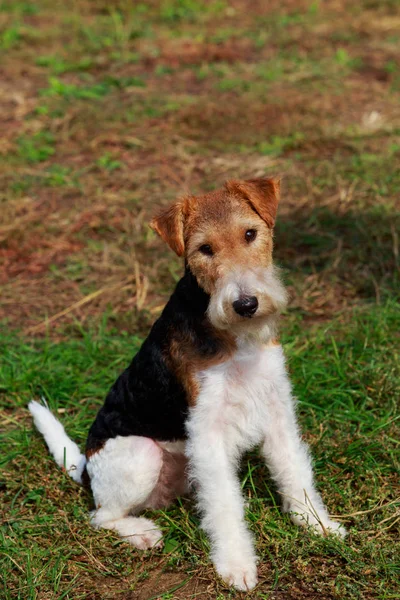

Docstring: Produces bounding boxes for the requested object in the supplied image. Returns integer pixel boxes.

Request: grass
[1,304,399,599]
[17,131,56,164]
[0,0,399,598]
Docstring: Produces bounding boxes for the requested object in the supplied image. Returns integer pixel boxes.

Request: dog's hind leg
[87,436,183,550]
[91,511,163,550]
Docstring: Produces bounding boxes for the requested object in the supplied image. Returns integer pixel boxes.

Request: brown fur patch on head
[183,183,277,295]
[151,178,285,336]
[150,197,193,256]
[225,177,280,228]
[150,177,280,262]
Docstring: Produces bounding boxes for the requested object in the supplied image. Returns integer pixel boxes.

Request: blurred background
[0,0,399,334]
[0,1,399,599]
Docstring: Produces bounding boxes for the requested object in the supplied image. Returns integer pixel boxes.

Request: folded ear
[226,177,281,227]
[150,200,186,256]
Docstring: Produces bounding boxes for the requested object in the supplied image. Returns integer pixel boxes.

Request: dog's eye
[245,229,257,243]
[199,244,214,256]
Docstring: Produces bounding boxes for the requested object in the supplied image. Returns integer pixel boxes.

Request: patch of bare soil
[124,569,212,600]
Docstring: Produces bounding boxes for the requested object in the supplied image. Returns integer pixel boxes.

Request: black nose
[232,296,258,318]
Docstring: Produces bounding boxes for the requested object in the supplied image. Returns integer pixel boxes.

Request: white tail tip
[28,400,86,484]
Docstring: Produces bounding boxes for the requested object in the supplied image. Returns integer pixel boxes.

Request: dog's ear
[150,200,186,256]
[226,177,281,228]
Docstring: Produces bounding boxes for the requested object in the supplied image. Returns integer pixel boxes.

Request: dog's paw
[289,510,347,538]
[215,557,258,591]
[129,529,164,550]
[318,519,347,538]
[125,519,164,550]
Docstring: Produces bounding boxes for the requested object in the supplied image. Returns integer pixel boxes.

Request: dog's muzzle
[232,295,258,318]
[207,266,288,332]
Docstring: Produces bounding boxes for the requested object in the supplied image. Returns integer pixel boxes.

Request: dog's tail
[28,400,86,484]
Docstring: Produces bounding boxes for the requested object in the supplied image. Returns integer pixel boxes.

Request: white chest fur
[187,342,292,454]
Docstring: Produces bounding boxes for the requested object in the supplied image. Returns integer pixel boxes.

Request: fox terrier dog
[29,177,346,591]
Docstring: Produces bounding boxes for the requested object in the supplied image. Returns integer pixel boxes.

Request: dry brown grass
[0,0,399,337]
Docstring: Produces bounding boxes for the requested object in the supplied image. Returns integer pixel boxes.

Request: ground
[0,0,399,598]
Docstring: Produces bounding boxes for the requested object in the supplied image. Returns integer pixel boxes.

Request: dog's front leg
[186,410,258,591]
[261,375,346,537]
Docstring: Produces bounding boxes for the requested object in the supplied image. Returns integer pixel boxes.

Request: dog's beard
[207,266,288,343]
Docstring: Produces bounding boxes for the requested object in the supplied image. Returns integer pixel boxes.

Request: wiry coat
[86,268,231,452]
[29,178,346,592]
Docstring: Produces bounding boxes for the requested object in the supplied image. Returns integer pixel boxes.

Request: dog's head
[151,178,287,337]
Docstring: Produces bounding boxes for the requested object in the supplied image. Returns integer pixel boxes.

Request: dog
[29,177,346,592]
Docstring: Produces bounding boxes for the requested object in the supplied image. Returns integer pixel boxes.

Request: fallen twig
[24,276,134,334]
